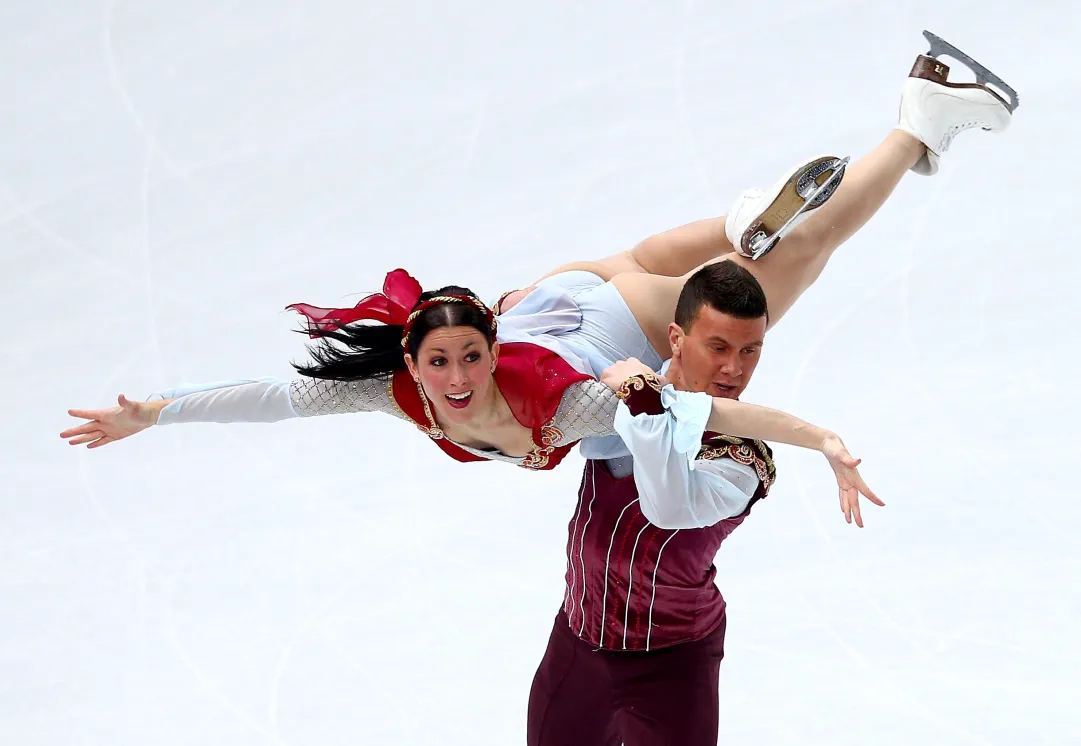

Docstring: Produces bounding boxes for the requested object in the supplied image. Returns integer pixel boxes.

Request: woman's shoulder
[549,379,619,442]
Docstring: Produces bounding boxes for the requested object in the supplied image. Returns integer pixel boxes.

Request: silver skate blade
[922,30,1020,112]
[748,157,850,260]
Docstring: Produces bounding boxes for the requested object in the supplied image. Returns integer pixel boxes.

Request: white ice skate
[726,155,849,260]
[897,31,1019,176]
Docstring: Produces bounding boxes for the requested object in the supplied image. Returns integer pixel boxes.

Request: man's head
[668,262,768,399]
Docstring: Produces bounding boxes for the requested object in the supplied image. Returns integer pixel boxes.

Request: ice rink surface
[3,1,1079,744]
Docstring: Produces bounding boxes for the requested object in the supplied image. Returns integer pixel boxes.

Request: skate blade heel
[743,156,849,260]
[921,30,1020,112]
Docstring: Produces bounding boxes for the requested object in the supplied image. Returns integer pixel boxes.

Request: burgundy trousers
[527,609,727,746]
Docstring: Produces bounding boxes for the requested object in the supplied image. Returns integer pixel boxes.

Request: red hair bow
[286,268,423,337]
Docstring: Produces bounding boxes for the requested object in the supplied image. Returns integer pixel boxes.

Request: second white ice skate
[897,31,1017,176]
[726,155,849,260]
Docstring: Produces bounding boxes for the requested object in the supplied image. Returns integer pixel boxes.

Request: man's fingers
[850,488,864,528]
[854,473,885,506]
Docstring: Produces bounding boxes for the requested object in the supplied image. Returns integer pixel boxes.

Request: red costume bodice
[391,341,592,470]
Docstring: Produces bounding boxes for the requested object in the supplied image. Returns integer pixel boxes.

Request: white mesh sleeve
[289,376,403,418]
[152,375,405,425]
[550,380,620,445]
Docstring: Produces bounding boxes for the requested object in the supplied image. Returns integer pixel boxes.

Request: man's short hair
[674,262,769,330]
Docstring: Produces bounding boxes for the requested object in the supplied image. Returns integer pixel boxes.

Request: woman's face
[405,325,498,427]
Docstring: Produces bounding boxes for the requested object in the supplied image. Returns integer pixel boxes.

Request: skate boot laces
[939,119,992,152]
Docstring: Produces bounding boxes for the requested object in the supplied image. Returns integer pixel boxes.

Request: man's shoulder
[698,432,777,489]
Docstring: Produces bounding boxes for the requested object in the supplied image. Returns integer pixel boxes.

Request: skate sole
[741,157,847,257]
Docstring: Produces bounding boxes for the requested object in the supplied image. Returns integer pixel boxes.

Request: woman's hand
[60,394,167,449]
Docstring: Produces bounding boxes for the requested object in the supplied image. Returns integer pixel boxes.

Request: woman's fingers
[60,421,104,439]
[67,431,104,446]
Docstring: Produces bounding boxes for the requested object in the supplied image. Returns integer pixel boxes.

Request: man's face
[668,305,766,399]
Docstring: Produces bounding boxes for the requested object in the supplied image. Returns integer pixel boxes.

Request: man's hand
[600,358,667,392]
[820,434,885,528]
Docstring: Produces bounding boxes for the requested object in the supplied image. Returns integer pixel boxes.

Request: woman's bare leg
[533,217,733,285]
[613,36,1018,355]
[614,130,925,355]
[494,218,734,314]
[722,131,924,322]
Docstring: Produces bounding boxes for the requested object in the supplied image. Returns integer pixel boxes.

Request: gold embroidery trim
[400,295,497,348]
[385,375,411,422]
[518,422,565,470]
[414,378,445,439]
[389,374,445,440]
[697,438,776,490]
[615,372,663,401]
[494,289,521,315]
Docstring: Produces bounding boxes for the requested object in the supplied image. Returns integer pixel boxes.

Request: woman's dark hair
[292,285,496,381]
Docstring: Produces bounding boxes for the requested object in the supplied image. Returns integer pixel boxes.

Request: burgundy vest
[561,374,776,651]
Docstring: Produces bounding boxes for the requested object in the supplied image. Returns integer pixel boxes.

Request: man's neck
[665,358,690,393]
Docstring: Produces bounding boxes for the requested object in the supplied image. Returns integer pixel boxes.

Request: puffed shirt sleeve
[613,384,760,530]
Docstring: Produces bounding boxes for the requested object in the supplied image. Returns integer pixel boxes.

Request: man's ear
[668,322,684,358]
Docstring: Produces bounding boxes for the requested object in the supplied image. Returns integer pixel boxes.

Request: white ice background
[3,1,1079,744]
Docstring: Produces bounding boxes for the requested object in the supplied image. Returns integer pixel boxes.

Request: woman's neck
[439,381,519,444]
